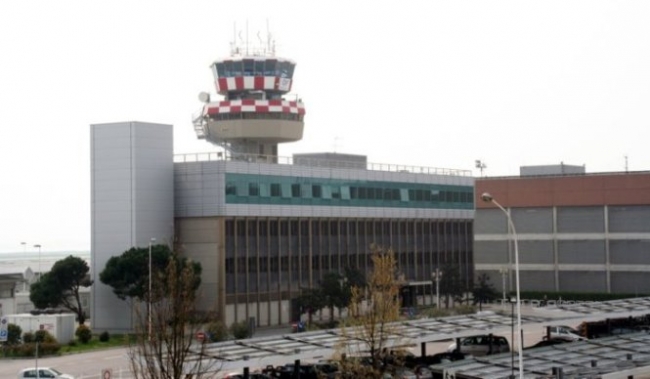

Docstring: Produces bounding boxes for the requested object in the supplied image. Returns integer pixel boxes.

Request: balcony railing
[173,152,472,177]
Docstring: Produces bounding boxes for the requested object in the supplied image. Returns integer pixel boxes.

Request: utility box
[5,313,76,343]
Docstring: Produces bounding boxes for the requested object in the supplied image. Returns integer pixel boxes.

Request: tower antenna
[475,159,487,177]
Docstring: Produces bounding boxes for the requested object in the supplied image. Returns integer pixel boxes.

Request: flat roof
[185,297,650,374]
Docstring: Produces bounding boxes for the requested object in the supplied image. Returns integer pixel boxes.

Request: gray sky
[1,0,649,253]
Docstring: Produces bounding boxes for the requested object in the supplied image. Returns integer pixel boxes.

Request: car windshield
[50,368,63,375]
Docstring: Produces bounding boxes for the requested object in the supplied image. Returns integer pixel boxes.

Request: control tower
[193,36,305,161]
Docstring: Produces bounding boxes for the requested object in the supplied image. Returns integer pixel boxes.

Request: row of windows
[224,251,471,275]
[214,60,295,78]
[225,219,470,237]
[210,112,304,122]
[225,174,474,209]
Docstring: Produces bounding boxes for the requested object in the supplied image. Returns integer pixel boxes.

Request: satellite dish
[198,92,211,103]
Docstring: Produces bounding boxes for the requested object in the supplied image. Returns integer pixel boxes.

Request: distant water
[0,251,90,262]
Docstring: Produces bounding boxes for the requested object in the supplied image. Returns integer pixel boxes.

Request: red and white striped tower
[193,36,305,161]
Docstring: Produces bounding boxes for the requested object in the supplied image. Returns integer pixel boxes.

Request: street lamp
[508,296,516,379]
[431,269,442,309]
[481,192,523,378]
[148,238,156,342]
[33,244,42,282]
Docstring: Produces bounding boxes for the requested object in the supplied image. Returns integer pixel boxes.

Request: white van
[17,368,74,379]
[545,325,586,341]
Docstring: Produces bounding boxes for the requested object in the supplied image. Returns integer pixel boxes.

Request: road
[0,347,130,379]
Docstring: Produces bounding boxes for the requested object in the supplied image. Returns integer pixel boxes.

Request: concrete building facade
[475,171,650,296]
[90,121,174,332]
[174,155,475,326]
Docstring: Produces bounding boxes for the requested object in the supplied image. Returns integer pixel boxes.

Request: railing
[173,152,473,177]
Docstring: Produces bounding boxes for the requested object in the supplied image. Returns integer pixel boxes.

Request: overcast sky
[1,1,649,253]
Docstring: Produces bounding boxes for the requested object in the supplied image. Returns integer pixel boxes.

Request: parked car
[224,373,272,379]
[414,365,434,379]
[545,325,586,341]
[527,338,571,349]
[447,335,510,356]
[17,368,74,379]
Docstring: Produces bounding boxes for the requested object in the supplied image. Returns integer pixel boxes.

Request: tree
[439,264,465,308]
[337,246,404,378]
[29,255,92,325]
[100,244,201,302]
[321,272,351,320]
[472,273,498,311]
[295,288,326,325]
[128,253,219,379]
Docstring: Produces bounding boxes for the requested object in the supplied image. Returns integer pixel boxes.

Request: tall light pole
[431,268,442,309]
[481,192,523,378]
[148,238,156,342]
[33,244,42,282]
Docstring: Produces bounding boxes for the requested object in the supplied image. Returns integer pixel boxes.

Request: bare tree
[128,254,221,379]
[336,246,407,378]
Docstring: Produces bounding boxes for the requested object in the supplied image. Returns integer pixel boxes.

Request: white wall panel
[91,121,173,332]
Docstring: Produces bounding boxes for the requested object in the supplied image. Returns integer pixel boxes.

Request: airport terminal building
[475,166,650,296]
[90,43,475,331]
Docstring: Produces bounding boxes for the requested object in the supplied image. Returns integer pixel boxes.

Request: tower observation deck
[193,37,305,162]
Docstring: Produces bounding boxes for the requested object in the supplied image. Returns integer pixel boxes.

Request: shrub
[68,340,78,347]
[38,342,62,355]
[206,321,229,342]
[7,323,22,345]
[99,331,110,342]
[75,325,92,344]
[229,320,251,340]
[22,332,34,343]
[35,330,57,343]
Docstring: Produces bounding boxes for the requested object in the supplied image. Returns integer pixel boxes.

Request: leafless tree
[336,246,408,378]
[127,254,222,379]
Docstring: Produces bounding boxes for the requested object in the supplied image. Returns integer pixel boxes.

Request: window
[281,183,291,198]
[291,184,301,197]
[254,60,265,76]
[259,183,269,197]
[243,59,254,76]
[270,183,281,197]
[264,60,277,76]
[312,184,322,198]
[231,61,243,76]
[223,61,233,77]
[341,186,350,200]
[215,63,225,77]
[249,183,259,196]
[225,182,236,195]
[322,185,332,199]
[278,61,290,78]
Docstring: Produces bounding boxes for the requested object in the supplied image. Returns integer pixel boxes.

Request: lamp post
[481,192,523,378]
[509,296,516,379]
[431,269,442,309]
[148,238,156,342]
[33,244,42,282]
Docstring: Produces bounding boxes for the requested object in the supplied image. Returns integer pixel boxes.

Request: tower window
[264,60,277,76]
[254,60,265,76]
[243,60,254,76]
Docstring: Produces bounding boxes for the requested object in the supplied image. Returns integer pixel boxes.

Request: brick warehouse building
[475,170,650,295]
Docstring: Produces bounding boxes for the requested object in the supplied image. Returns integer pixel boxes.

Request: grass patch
[59,334,135,354]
